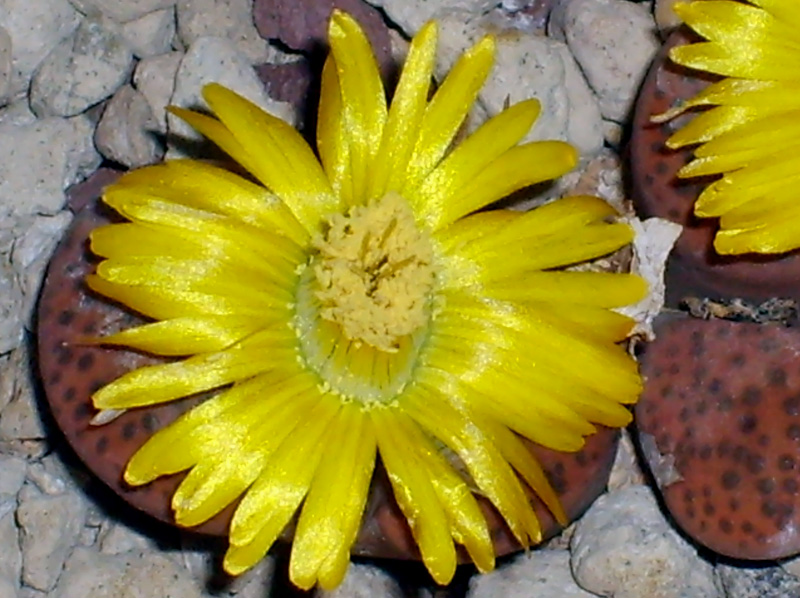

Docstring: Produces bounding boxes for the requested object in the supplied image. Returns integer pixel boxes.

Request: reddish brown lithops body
[637,316,800,560]
[38,169,621,561]
[630,29,800,303]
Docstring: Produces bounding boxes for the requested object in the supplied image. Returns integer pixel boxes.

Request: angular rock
[168,36,296,158]
[0,26,11,105]
[177,0,271,65]
[97,522,155,555]
[0,100,35,126]
[0,503,21,588]
[0,454,26,497]
[120,8,176,59]
[67,0,175,24]
[0,345,46,441]
[0,262,23,354]
[133,51,182,134]
[363,0,496,34]
[29,13,135,117]
[0,116,100,217]
[95,84,163,168]
[17,490,87,591]
[0,577,17,598]
[0,0,81,98]
[571,485,721,598]
[468,550,597,598]
[717,563,800,598]
[254,0,393,73]
[317,563,404,598]
[436,14,603,155]
[549,0,659,122]
[51,547,204,598]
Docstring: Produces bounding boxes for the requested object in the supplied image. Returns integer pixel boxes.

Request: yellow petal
[317,56,351,203]
[91,329,296,409]
[224,396,340,575]
[289,404,376,590]
[410,99,541,222]
[328,10,388,204]
[369,21,438,199]
[428,141,578,229]
[372,407,456,585]
[202,83,337,231]
[403,35,496,191]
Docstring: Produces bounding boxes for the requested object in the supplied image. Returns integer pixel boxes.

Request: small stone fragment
[0,116,100,217]
[0,503,21,587]
[0,0,81,98]
[717,563,800,598]
[95,84,163,168]
[29,13,135,117]
[18,490,87,592]
[120,8,176,58]
[435,13,603,155]
[549,0,660,122]
[177,0,271,64]
[363,0,496,34]
[0,454,26,497]
[133,51,182,134]
[571,485,721,598]
[0,346,46,441]
[468,550,598,598]
[51,547,204,598]
[254,0,393,72]
[317,563,405,598]
[97,522,155,555]
[66,0,176,23]
[0,26,11,105]
[636,317,800,560]
[655,0,684,35]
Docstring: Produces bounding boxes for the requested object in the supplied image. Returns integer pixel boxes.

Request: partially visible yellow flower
[656,0,800,254]
[87,10,645,590]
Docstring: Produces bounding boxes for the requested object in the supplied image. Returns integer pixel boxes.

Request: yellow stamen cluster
[313,192,435,352]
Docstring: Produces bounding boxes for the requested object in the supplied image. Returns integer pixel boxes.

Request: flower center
[293,192,436,403]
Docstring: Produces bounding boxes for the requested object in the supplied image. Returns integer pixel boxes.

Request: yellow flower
[87,10,644,590]
[657,0,800,254]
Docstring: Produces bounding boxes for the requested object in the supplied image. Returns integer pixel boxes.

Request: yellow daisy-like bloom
[88,11,645,590]
[657,0,800,254]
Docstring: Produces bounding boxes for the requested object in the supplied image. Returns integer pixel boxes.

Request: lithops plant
[630,28,800,304]
[637,314,800,560]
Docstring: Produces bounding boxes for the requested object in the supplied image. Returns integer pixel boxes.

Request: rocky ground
[2,0,800,597]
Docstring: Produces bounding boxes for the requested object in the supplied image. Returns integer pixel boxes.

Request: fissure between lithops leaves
[292,192,438,404]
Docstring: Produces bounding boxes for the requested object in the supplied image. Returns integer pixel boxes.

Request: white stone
[0,0,82,98]
[18,490,87,591]
[435,14,604,156]
[67,0,176,24]
[0,454,26,497]
[717,563,800,598]
[549,0,660,122]
[0,503,21,587]
[51,548,204,598]
[364,0,497,34]
[0,116,100,218]
[0,100,35,126]
[571,485,722,598]
[225,557,276,598]
[317,563,405,598]
[29,13,135,117]
[168,36,296,159]
[98,522,154,555]
[655,0,683,35]
[468,550,598,598]
[12,211,73,320]
[0,26,11,105]
[0,346,45,441]
[121,8,176,59]
[0,577,17,598]
[95,84,163,168]
[134,51,182,134]
[176,0,271,65]
[0,262,23,354]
